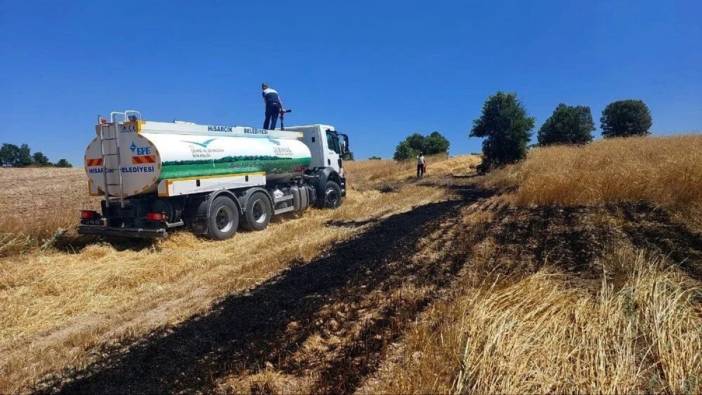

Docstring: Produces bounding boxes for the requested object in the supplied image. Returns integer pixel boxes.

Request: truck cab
[286,124,352,177]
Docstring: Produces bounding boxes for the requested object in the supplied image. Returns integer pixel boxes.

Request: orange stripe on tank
[131,155,155,164]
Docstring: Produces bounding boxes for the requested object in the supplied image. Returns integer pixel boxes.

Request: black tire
[206,196,239,240]
[321,180,342,209]
[242,191,272,231]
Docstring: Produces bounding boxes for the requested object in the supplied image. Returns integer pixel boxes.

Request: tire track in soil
[41,186,492,395]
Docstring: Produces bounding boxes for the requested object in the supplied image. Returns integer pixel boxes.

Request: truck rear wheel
[322,180,342,209]
[207,196,239,240]
[242,191,272,231]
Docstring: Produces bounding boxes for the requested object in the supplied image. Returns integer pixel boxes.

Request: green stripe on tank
[159,156,311,180]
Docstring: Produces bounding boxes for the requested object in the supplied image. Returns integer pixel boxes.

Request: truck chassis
[79,170,345,239]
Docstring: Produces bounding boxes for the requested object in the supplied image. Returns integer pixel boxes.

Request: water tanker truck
[78,110,351,239]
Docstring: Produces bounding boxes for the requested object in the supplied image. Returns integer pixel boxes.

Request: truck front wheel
[242,191,272,231]
[321,180,342,209]
[207,196,239,240]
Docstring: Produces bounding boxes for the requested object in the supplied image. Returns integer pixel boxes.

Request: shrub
[600,100,652,138]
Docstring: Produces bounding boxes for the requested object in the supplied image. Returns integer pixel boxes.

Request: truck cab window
[326,130,341,154]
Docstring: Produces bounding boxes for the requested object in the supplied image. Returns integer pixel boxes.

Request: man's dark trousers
[417,164,425,177]
[264,103,281,130]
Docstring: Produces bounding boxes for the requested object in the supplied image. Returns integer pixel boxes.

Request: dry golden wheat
[452,250,701,394]
[484,134,702,209]
[0,155,478,394]
[0,167,99,256]
[367,245,702,394]
[363,136,702,395]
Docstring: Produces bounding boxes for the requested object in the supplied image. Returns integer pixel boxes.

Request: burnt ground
[36,186,702,394]
[613,202,702,281]
[39,186,490,395]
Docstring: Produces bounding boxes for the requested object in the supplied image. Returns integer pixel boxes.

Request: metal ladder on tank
[98,113,127,208]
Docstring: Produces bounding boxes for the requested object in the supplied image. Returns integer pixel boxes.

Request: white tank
[84,120,312,197]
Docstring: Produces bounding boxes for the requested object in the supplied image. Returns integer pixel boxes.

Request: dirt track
[36,183,702,394]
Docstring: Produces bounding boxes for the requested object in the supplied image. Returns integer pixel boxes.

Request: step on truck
[79,110,351,239]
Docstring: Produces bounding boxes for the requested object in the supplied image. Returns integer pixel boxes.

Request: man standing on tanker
[262,83,284,130]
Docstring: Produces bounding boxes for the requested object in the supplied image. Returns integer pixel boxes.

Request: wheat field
[1,136,701,394]
[362,135,702,394]
[0,155,480,393]
[485,134,702,209]
[0,167,100,256]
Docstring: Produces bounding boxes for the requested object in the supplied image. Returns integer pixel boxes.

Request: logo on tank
[182,138,216,148]
[273,146,293,157]
[182,138,224,158]
[129,141,151,155]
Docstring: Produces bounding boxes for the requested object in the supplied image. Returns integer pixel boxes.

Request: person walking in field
[261,83,284,130]
[417,152,426,178]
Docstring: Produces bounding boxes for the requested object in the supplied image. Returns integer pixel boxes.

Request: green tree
[538,104,595,145]
[18,144,32,166]
[600,100,652,138]
[470,92,535,172]
[32,151,50,166]
[0,143,21,166]
[368,156,382,160]
[393,141,416,161]
[393,131,450,160]
[424,131,450,154]
[55,159,72,168]
[406,133,426,152]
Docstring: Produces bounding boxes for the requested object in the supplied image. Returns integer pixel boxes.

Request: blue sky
[1,0,700,164]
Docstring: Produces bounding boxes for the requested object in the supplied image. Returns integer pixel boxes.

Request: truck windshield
[326,130,342,154]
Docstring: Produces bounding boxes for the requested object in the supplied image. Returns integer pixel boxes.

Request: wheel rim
[252,199,267,224]
[325,188,339,207]
[215,206,234,233]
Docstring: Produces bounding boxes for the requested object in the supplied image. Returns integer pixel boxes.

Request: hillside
[1,136,701,394]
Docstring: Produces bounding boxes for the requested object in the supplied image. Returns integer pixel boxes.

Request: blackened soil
[36,189,702,395]
[42,186,491,395]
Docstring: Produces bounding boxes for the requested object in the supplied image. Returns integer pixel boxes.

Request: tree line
[389,96,651,164]
[0,143,72,168]
[470,94,652,172]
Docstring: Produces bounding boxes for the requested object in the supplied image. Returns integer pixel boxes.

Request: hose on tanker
[279,108,292,130]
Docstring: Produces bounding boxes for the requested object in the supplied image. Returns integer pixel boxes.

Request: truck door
[325,129,342,173]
